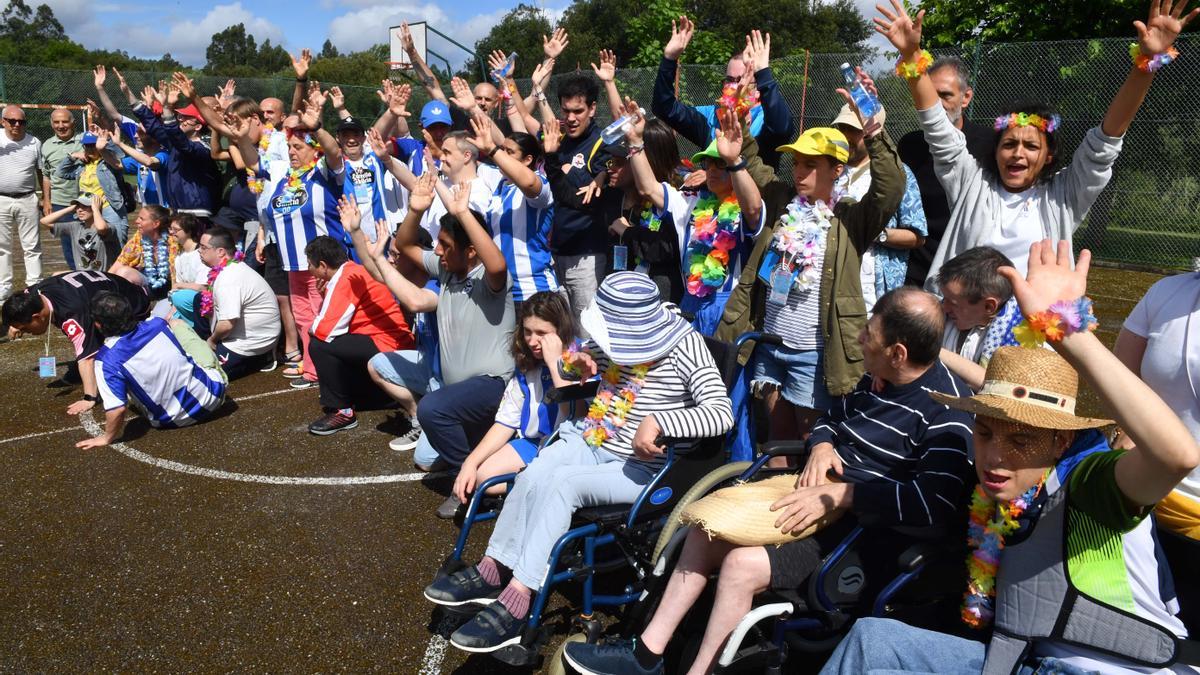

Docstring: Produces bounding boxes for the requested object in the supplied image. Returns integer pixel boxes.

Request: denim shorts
[367,349,439,396]
[751,343,832,411]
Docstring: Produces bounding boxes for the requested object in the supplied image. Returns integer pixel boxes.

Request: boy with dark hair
[937,245,1022,389]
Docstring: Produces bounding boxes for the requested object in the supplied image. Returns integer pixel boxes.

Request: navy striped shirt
[808,360,975,528]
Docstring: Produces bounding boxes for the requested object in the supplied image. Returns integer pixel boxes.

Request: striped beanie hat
[580,271,693,365]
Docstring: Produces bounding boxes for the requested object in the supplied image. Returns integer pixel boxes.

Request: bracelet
[1129,43,1179,73]
[1013,296,1098,348]
[894,49,934,80]
[81,393,98,403]
[487,145,502,158]
[726,159,748,173]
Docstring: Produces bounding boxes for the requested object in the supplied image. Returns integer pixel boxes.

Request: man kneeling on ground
[564,287,976,675]
[78,291,227,449]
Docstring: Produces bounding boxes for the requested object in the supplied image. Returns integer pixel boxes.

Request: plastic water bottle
[601,108,645,144]
[490,52,517,81]
[840,62,880,119]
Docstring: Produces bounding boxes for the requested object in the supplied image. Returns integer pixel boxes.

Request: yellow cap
[775,127,850,163]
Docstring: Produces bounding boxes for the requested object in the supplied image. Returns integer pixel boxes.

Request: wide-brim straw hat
[930,346,1113,430]
[579,271,693,366]
[680,474,846,546]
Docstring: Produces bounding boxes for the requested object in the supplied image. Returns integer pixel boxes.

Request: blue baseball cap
[81,132,98,145]
[420,101,452,128]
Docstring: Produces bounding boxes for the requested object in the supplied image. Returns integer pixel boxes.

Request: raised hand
[301,87,328,128]
[338,195,362,233]
[1135,0,1198,55]
[140,85,158,109]
[292,48,312,79]
[165,83,182,109]
[93,64,106,89]
[92,125,110,151]
[715,108,743,163]
[217,79,236,109]
[591,49,617,82]
[85,100,103,125]
[225,113,249,140]
[541,116,562,153]
[448,76,476,111]
[873,0,925,58]
[366,127,390,159]
[112,67,130,94]
[409,170,435,213]
[621,97,645,142]
[469,115,496,155]
[743,30,771,72]
[171,72,196,101]
[399,22,416,54]
[663,16,695,60]
[390,82,412,117]
[999,240,1090,318]
[328,85,344,110]
[488,49,509,74]
[370,219,390,259]
[835,72,883,137]
[543,28,569,59]
[448,180,473,215]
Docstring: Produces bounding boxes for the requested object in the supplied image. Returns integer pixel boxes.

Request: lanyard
[44,307,52,357]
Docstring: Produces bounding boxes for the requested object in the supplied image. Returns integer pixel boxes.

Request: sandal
[281,350,303,379]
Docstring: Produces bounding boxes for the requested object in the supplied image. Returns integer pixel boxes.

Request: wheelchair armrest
[896,540,962,572]
[544,380,600,404]
[733,331,785,349]
[761,440,809,457]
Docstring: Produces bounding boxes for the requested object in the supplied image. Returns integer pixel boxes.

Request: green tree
[319,38,340,60]
[473,3,554,79]
[257,38,292,74]
[0,0,64,41]
[204,23,258,74]
[920,0,1144,48]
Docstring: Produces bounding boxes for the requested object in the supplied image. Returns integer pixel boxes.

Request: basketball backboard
[389,21,427,70]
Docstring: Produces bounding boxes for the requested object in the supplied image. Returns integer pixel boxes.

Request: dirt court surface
[0,230,1169,672]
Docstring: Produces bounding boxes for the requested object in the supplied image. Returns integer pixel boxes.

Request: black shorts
[262,243,289,296]
[764,516,857,590]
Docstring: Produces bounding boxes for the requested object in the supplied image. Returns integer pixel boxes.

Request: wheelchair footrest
[493,641,540,667]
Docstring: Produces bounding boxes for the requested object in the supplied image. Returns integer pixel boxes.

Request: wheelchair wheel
[547,632,588,675]
[652,461,752,562]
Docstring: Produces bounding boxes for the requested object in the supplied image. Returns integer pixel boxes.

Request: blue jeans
[820,618,1095,675]
[484,421,657,590]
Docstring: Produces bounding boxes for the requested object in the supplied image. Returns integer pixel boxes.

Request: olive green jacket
[715,131,905,397]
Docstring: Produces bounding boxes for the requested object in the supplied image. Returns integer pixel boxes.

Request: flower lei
[994,112,1061,134]
[771,195,835,290]
[1012,296,1098,348]
[198,249,245,317]
[1129,43,1179,73]
[685,194,742,297]
[247,125,278,195]
[141,236,171,290]
[283,159,319,197]
[582,361,652,448]
[962,475,1046,628]
[718,83,760,118]
[894,49,933,80]
[639,204,662,232]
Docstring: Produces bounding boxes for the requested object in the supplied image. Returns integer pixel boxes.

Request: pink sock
[497,583,530,620]
[476,557,502,586]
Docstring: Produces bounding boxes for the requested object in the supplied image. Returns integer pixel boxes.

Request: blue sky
[41,0,571,68]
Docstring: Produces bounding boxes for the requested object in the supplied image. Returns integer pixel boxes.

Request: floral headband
[994,112,1061,134]
[285,128,322,150]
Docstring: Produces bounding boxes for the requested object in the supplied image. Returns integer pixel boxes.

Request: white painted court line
[419,635,448,675]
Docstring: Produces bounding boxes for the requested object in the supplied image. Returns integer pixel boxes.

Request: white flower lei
[771,195,836,290]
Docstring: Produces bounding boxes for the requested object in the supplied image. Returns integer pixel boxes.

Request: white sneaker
[389,425,422,452]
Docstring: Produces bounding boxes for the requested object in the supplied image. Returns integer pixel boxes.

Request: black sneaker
[423,566,502,607]
[449,602,526,653]
[563,638,663,675]
[308,410,358,435]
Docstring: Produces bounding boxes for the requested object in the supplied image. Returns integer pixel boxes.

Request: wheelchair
[427,331,775,670]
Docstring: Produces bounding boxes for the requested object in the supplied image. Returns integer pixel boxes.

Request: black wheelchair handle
[734,331,785,350]
[761,440,809,457]
[543,380,601,404]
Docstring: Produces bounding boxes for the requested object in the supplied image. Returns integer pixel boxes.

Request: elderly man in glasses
[0,104,43,303]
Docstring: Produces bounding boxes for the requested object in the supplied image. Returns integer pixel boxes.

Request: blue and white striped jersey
[494,366,563,441]
[262,162,346,272]
[488,176,558,303]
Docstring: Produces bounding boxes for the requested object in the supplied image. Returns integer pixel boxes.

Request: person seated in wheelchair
[451,291,578,505]
[821,241,1200,674]
[937,246,1023,391]
[423,271,734,653]
[565,286,976,675]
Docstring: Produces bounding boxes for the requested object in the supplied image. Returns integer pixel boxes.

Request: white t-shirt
[421,174,495,240]
[0,131,41,194]
[1123,272,1200,502]
[174,249,210,286]
[211,262,281,356]
[992,188,1043,276]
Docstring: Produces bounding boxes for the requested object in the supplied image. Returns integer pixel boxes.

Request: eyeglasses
[4,118,26,125]
[197,243,212,251]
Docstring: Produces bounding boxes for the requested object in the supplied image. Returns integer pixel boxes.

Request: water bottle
[839,62,880,119]
[490,52,517,82]
[601,108,645,144]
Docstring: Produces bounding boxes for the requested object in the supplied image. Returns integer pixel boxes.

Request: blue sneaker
[562,638,663,675]
[423,566,502,607]
[449,602,526,652]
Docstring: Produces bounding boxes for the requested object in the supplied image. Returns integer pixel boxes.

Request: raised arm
[392,171,436,280]
[652,16,712,149]
[290,49,311,114]
[1001,240,1200,508]
[328,87,351,121]
[372,80,412,139]
[92,66,123,124]
[399,22,447,103]
[591,50,623,121]
[448,180,507,291]
[344,199,439,314]
[523,28,566,110]
[1104,0,1196,137]
[875,1,939,113]
[622,100,665,209]
[470,116,540,198]
[717,108,763,227]
[366,128,417,191]
[299,87,342,173]
[743,30,797,151]
[171,72,230,136]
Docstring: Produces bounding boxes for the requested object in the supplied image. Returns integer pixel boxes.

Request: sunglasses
[4,118,26,125]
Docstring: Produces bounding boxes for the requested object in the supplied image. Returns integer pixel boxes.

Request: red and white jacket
[311,261,414,353]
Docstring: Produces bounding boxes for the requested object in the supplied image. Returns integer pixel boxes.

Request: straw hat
[579,271,693,366]
[929,346,1113,430]
[679,474,846,546]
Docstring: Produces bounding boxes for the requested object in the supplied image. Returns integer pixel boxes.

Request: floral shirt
[838,164,927,294]
[116,234,179,288]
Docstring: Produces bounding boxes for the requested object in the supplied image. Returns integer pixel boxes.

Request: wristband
[1013,296,1098,348]
[296,76,308,83]
[726,159,748,173]
[81,393,98,403]
[487,146,502,159]
[1129,43,1178,73]
[894,49,933,80]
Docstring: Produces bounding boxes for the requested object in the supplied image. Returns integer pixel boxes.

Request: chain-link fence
[2,33,1197,269]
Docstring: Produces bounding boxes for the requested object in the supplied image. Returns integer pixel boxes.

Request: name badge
[612,245,627,271]
[38,355,57,378]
